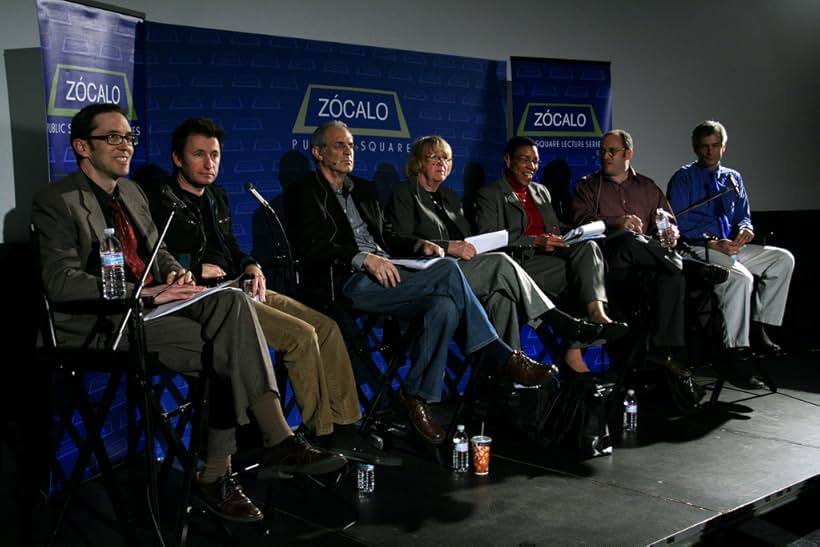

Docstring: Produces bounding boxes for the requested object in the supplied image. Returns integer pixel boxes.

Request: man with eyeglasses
[667,120,793,387]
[572,129,690,378]
[285,121,561,446]
[474,136,627,374]
[32,104,346,524]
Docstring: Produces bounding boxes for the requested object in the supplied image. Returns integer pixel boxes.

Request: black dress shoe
[751,339,784,358]
[598,321,629,342]
[258,434,347,479]
[194,474,263,523]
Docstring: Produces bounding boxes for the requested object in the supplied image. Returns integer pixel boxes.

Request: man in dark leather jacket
[145,118,363,447]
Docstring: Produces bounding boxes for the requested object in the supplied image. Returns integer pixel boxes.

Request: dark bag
[504,378,613,460]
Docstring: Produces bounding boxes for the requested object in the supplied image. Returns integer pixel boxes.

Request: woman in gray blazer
[386,136,626,373]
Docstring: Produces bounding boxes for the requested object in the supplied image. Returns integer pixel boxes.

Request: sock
[251,391,293,447]
[199,454,231,484]
[476,337,514,368]
[751,321,775,345]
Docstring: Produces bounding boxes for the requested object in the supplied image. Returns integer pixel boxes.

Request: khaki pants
[253,291,361,435]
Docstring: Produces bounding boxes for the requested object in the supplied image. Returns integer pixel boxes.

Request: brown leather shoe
[194,474,263,523]
[396,390,445,445]
[505,350,560,386]
[258,434,347,479]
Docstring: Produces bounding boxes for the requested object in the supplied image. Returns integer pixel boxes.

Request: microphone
[245,182,272,209]
[161,184,188,210]
[245,182,297,284]
[726,173,740,196]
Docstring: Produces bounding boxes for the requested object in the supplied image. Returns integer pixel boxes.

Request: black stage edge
[4,349,819,546]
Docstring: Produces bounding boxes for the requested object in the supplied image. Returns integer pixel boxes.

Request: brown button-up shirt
[571,167,675,234]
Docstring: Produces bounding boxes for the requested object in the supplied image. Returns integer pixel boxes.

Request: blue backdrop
[143,21,508,254]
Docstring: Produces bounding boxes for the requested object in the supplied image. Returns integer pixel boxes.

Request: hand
[709,238,740,256]
[447,240,477,260]
[616,214,644,233]
[363,253,401,287]
[421,240,445,257]
[243,264,267,301]
[143,283,205,305]
[165,268,195,286]
[734,228,754,247]
[201,263,227,279]
[533,233,569,252]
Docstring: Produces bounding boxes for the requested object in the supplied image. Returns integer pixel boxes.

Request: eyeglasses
[514,156,539,167]
[86,133,139,147]
[425,154,451,164]
[598,147,625,157]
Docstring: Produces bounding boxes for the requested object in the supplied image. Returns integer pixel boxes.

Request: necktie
[709,171,731,239]
[110,199,154,286]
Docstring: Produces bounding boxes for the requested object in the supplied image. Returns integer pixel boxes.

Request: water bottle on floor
[623,389,638,434]
[452,424,469,473]
[100,227,126,299]
[357,463,375,494]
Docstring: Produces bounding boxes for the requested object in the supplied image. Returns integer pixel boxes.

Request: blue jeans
[343,258,498,401]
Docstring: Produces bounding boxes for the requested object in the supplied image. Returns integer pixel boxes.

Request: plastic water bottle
[655,208,673,249]
[100,227,126,299]
[623,389,638,434]
[452,424,469,473]
[357,464,375,494]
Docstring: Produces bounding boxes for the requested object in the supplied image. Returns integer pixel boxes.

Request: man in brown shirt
[572,129,688,376]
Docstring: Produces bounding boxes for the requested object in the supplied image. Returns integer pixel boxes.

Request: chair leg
[49,370,139,547]
[173,374,209,547]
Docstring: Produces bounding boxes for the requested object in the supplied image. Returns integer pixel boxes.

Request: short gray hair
[691,120,727,147]
[311,120,350,149]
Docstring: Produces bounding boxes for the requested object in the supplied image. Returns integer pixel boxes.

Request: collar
[504,172,529,193]
[85,174,121,203]
[600,166,638,185]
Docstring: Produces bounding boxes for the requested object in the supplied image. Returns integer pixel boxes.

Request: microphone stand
[673,185,736,261]
[246,183,300,291]
[111,204,177,547]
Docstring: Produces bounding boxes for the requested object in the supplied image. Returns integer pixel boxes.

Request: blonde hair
[405,135,453,178]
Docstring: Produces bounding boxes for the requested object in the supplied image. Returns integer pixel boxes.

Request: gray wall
[2,0,819,243]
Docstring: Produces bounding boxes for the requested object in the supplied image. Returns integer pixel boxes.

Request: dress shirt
[667,162,754,241]
[572,167,676,234]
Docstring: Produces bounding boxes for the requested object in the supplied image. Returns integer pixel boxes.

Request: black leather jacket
[146,176,256,283]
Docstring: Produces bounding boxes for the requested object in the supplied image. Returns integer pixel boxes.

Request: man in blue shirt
[667,121,794,380]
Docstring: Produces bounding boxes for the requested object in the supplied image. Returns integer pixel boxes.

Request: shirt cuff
[351,252,368,271]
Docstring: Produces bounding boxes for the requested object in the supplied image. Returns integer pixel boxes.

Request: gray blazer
[386,177,472,250]
[32,171,180,343]
[474,177,567,248]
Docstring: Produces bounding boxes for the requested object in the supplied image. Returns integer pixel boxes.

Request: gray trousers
[689,244,794,348]
[459,252,554,349]
[142,289,278,457]
[521,240,608,306]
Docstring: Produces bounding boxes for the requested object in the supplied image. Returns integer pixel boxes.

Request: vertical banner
[510,57,611,222]
[36,0,146,182]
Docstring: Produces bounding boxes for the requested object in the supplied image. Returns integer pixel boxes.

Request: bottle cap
[456,424,465,431]
[627,388,635,396]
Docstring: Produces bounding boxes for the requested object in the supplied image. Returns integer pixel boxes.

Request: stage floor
[7,350,820,546]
